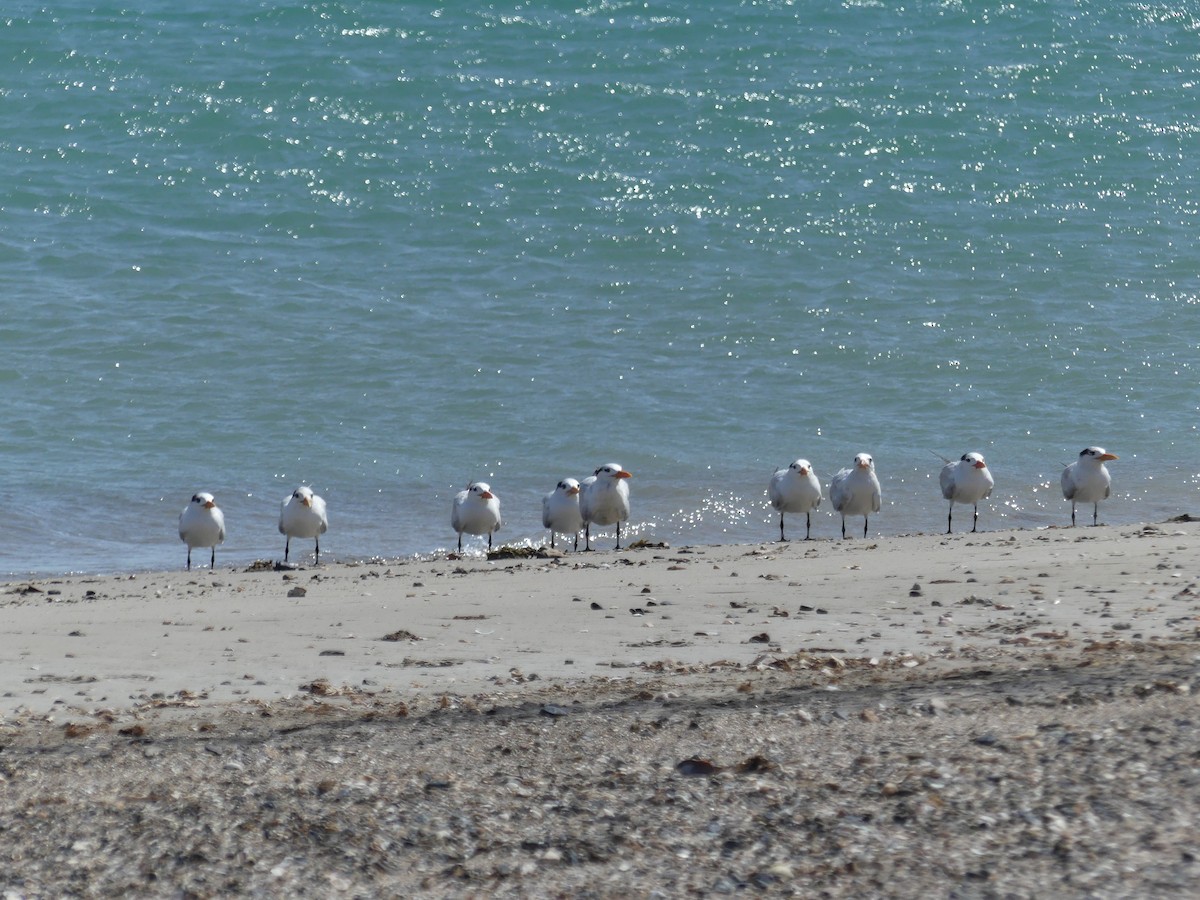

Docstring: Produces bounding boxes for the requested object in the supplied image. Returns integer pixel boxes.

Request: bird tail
[929,450,952,465]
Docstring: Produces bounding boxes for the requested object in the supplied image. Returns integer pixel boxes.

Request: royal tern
[543,477,583,550]
[1061,447,1118,526]
[179,491,226,570]
[580,463,632,550]
[939,452,994,534]
[279,485,329,564]
[451,481,502,551]
[829,453,881,539]
[768,458,822,541]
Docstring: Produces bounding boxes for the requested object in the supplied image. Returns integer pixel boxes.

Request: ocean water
[2,1,1197,577]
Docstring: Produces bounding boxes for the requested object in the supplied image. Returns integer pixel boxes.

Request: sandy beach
[3,520,1198,896]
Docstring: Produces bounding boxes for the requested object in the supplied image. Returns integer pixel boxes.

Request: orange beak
[1099,453,1118,461]
[616,470,632,479]
[974,460,987,469]
[480,490,495,499]
[203,500,215,509]
[798,467,808,476]
[567,486,580,496]
[302,495,312,507]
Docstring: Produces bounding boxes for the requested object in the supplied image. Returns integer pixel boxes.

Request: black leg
[615,521,621,551]
[584,524,592,551]
[841,516,847,539]
[457,533,463,552]
[550,531,556,549]
[187,548,192,570]
[778,513,786,543]
[285,537,290,562]
[805,511,812,541]
[315,537,320,565]
[972,505,979,533]
[210,547,216,569]
[1071,503,1077,527]
[947,504,953,535]
[573,532,579,551]
[1093,503,1099,526]
[488,532,493,549]
[862,516,868,538]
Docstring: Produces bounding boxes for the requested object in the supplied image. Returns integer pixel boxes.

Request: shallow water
[2,1,1197,575]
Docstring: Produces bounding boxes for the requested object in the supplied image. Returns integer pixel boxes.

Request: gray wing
[829,469,849,512]
[939,462,956,501]
[1060,465,1076,500]
[578,478,597,522]
[767,469,785,510]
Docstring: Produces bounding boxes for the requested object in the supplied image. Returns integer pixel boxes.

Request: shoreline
[4,475,1191,583]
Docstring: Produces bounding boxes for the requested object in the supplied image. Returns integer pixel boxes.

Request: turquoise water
[2,1,1197,576]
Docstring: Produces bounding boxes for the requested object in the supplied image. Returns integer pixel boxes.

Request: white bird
[543,477,583,550]
[279,485,329,564]
[451,481,502,551]
[1061,446,1118,526]
[939,452,994,534]
[768,458,823,541]
[179,491,226,570]
[580,463,632,550]
[829,453,881,539]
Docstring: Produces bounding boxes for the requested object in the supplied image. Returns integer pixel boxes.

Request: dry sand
[2,521,1198,896]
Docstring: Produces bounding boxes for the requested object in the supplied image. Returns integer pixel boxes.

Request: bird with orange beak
[452,481,502,551]
[580,463,632,550]
[279,485,329,564]
[768,458,823,541]
[543,477,584,550]
[1061,447,1118,526]
[179,491,226,570]
[830,453,881,539]
[939,452,994,534]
